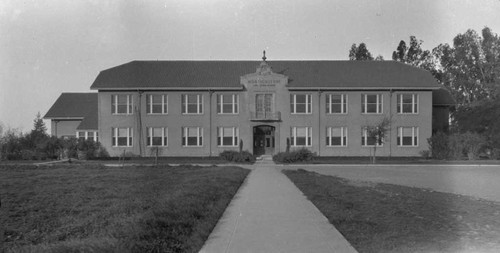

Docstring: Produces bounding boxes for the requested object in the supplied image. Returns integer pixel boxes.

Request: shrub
[219,150,256,163]
[419,150,431,159]
[273,148,314,163]
[427,132,449,160]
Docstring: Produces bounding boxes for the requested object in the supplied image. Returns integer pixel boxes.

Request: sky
[1,0,500,133]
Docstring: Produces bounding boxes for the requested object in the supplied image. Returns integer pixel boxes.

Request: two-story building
[45,54,452,157]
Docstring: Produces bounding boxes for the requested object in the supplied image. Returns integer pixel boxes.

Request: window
[147,94,168,114]
[362,94,383,114]
[217,127,239,146]
[291,127,312,147]
[290,94,312,114]
[326,94,347,114]
[397,127,418,146]
[182,94,203,114]
[362,127,383,146]
[77,131,86,141]
[111,95,133,114]
[112,128,133,147]
[397,94,418,114]
[217,94,239,114]
[182,127,203,147]
[326,127,348,146]
[147,127,168,146]
[76,131,98,142]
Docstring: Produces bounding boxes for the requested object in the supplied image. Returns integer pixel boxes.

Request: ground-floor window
[112,127,133,147]
[147,127,168,146]
[182,127,203,147]
[291,127,312,147]
[77,131,99,142]
[397,127,418,146]
[326,127,347,146]
[361,127,383,147]
[218,127,239,147]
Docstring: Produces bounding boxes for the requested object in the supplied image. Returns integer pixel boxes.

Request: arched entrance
[253,125,275,156]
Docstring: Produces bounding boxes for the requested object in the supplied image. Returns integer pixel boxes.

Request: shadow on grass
[284,169,500,253]
[1,164,249,253]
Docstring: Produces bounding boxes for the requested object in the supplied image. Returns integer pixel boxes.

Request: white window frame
[362,127,383,147]
[182,94,203,114]
[291,94,312,114]
[326,127,348,147]
[112,127,133,147]
[217,127,239,147]
[291,127,312,147]
[326,94,348,114]
[182,127,203,147]
[76,131,98,142]
[362,94,383,114]
[397,127,419,147]
[217,94,239,114]
[397,94,419,114]
[111,94,133,115]
[147,127,168,147]
[146,94,168,114]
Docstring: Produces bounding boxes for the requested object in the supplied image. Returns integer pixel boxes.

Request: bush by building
[427,131,486,160]
[219,150,255,163]
[273,148,315,163]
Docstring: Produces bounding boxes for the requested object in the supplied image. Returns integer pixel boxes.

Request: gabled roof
[90,60,440,90]
[76,104,98,130]
[44,93,97,119]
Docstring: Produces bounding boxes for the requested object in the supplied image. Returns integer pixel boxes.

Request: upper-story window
[326,94,348,114]
[397,94,418,114]
[112,127,133,147]
[290,94,312,114]
[217,94,239,114]
[182,94,203,114]
[112,95,133,115]
[362,94,383,114]
[147,94,168,114]
[147,127,168,147]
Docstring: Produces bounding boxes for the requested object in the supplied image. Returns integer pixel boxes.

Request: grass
[284,169,500,253]
[310,156,500,164]
[1,164,249,253]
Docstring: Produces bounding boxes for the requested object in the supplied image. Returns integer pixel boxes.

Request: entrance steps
[256,155,274,165]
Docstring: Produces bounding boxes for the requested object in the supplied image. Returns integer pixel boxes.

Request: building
[45,54,453,157]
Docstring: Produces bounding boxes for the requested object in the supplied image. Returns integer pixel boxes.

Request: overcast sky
[1,0,500,133]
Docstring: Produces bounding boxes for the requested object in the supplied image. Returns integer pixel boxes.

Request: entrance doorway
[253,125,275,156]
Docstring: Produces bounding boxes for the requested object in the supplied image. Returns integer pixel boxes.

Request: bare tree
[365,117,391,163]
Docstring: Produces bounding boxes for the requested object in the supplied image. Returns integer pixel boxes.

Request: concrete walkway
[200,161,357,253]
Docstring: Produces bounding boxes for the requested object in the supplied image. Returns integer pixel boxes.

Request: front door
[253,125,275,156]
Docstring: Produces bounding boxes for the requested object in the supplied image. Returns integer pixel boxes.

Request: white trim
[147,127,168,147]
[182,127,203,147]
[217,126,239,147]
[217,94,239,114]
[112,127,133,147]
[291,93,312,114]
[397,127,419,147]
[93,86,243,91]
[112,94,133,115]
[326,126,348,147]
[361,127,383,147]
[182,94,204,115]
[146,94,168,115]
[291,126,312,147]
[362,94,383,114]
[326,93,348,114]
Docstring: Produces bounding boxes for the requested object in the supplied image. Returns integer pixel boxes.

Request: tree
[375,55,384,61]
[24,112,49,151]
[365,118,390,163]
[433,27,500,105]
[349,43,374,61]
[392,36,436,72]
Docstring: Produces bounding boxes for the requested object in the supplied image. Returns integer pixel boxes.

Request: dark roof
[90,60,440,90]
[76,103,98,130]
[44,92,97,120]
[433,86,456,107]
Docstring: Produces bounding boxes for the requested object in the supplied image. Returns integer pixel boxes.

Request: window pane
[117,105,127,114]
[118,128,127,137]
[187,104,198,113]
[152,105,162,113]
[331,137,341,146]
[366,104,377,113]
[295,104,306,113]
[187,137,197,146]
[152,137,162,146]
[366,95,377,103]
[152,95,162,103]
[367,136,376,146]
[187,94,197,103]
[223,128,233,136]
[222,104,233,113]
[297,127,307,137]
[330,127,341,136]
[330,104,341,113]
[402,94,413,103]
[296,94,306,103]
[188,128,198,136]
[296,137,306,146]
[118,95,127,104]
[153,128,162,136]
[223,137,233,146]
[403,137,412,146]
[118,137,127,146]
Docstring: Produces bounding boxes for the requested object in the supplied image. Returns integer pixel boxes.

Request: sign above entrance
[248,79,282,88]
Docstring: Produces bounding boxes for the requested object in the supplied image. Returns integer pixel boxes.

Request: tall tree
[349,43,374,61]
[392,36,434,70]
[433,27,500,105]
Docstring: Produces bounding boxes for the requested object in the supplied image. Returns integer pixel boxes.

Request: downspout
[318,89,322,156]
[209,90,213,157]
[137,90,144,157]
[389,89,393,158]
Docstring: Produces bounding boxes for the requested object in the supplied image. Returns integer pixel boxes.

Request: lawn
[284,169,500,253]
[1,164,249,253]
